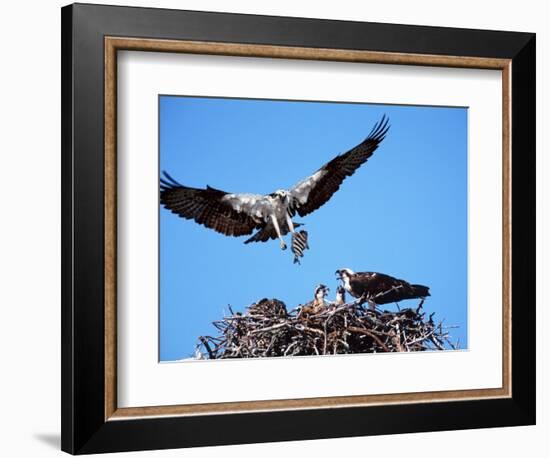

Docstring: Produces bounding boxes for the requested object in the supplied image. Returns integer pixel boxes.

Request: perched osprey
[160,116,390,254]
[336,268,430,309]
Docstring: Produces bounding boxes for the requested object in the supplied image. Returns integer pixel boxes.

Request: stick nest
[197,298,457,359]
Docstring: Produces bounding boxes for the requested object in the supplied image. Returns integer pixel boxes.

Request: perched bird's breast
[342,276,353,294]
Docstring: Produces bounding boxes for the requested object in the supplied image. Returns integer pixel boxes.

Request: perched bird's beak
[335,270,342,280]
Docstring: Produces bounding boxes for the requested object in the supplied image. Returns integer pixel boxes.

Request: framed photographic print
[61,3,536,454]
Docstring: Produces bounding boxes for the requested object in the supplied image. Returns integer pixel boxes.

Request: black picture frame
[61,3,535,454]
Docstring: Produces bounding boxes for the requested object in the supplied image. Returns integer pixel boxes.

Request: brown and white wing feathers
[160,172,262,237]
[289,115,390,217]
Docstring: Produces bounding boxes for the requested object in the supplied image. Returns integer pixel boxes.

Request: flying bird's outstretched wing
[289,115,390,217]
[160,172,263,237]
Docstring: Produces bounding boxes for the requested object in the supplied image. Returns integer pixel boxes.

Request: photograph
[159,95,468,361]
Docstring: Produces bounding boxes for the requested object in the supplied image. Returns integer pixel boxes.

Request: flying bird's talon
[280,242,287,250]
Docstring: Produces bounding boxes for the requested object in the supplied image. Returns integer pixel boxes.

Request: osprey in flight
[160,116,389,254]
[336,268,430,309]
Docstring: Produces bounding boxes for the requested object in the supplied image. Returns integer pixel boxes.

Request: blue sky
[159,95,468,361]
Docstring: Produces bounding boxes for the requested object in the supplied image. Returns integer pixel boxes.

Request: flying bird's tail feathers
[244,223,303,244]
[244,227,272,244]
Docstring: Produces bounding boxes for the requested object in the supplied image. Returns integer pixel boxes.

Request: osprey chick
[300,284,330,315]
[160,116,390,256]
[334,285,347,306]
[336,268,430,310]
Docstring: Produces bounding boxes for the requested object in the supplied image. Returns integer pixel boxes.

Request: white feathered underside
[220,168,327,221]
[221,193,270,220]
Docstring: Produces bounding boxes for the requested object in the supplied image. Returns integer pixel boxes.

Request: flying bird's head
[271,189,290,203]
[335,268,355,281]
[314,284,329,299]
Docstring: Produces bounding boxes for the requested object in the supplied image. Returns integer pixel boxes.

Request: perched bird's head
[314,284,329,299]
[335,268,355,281]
